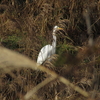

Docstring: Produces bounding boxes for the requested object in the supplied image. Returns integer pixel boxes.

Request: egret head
[53,25,63,35]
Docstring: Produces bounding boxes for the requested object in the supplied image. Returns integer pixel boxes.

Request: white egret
[37,26,62,66]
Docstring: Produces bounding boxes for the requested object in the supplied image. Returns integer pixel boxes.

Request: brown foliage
[0,0,100,100]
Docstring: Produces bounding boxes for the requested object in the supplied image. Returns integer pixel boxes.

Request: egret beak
[58,27,63,30]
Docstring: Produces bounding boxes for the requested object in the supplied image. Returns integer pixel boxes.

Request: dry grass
[0,46,89,100]
[0,0,100,100]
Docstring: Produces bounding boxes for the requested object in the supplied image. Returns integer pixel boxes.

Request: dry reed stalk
[83,8,93,46]
[24,77,56,100]
[0,46,89,100]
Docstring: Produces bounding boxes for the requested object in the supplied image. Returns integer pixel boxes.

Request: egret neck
[52,34,56,54]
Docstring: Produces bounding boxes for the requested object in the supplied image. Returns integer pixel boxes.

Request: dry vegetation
[0,0,100,100]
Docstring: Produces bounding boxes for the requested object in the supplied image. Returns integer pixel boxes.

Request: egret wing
[37,45,53,65]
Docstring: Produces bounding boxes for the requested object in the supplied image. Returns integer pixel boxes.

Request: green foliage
[83,58,90,63]
[57,43,77,56]
[2,35,21,49]
[56,43,78,67]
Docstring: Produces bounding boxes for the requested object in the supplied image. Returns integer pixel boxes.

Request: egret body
[37,26,62,65]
